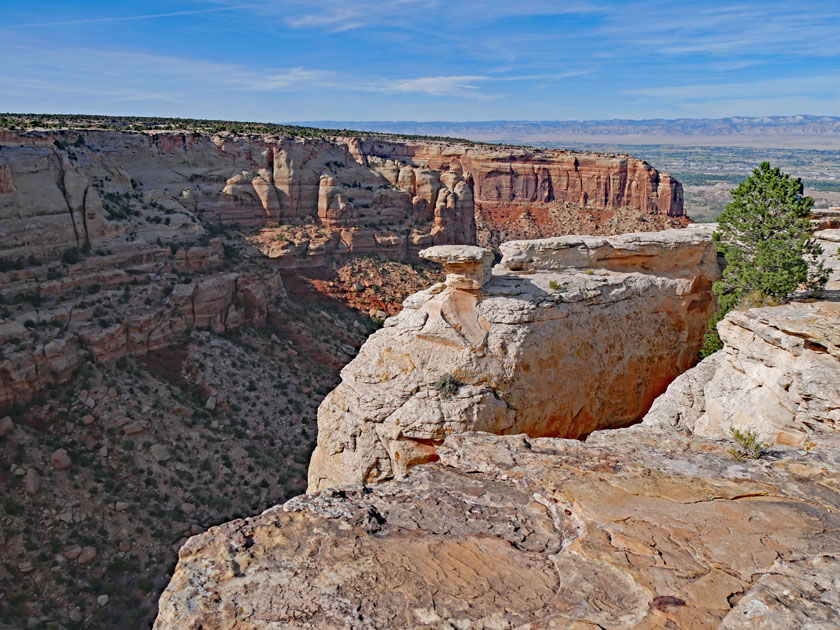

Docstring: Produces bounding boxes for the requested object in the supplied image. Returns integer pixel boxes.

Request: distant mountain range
[293,116,840,149]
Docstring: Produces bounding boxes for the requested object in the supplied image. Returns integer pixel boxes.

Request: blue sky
[1,0,839,121]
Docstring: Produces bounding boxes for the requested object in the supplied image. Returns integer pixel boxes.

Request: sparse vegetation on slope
[0,295,371,627]
[0,112,487,146]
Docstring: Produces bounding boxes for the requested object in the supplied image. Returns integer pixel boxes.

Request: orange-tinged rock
[155,428,840,629]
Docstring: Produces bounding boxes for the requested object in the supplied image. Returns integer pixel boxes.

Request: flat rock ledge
[500,223,716,273]
[155,426,840,630]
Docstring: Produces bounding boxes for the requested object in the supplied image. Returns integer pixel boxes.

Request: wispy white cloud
[625,74,840,101]
[374,75,488,97]
[205,0,603,32]
[0,41,534,104]
[598,1,840,58]
[235,68,340,91]
[8,4,259,28]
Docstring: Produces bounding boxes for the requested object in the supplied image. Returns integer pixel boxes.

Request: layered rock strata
[358,140,684,212]
[0,129,685,266]
[0,130,474,266]
[0,239,284,411]
[357,139,687,248]
[645,300,840,445]
[307,225,719,491]
[643,226,840,446]
[156,425,840,630]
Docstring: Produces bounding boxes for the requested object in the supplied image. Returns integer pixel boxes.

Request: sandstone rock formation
[357,139,687,247]
[0,129,685,267]
[0,236,284,411]
[308,225,719,491]
[643,226,840,447]
[0,125,687,412]
[154,224,840,629]
[156,424,840,630]
[0,129,476,267]
[645,300,840,445]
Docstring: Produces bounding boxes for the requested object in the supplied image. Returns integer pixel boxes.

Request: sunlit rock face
[0,130,476,265]
[154,232,840,630]
[307,225,719,492]
[155,425,840,630]
[646,300,840,446]
[356,138,688,247]
[0,129,685,262]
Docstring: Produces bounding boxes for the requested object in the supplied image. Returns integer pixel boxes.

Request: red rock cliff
[0,130,685,265]
[354,139,687,247]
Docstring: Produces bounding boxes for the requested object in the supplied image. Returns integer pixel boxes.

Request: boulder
[77,546,97,565]
[308,227,719,491]
[645,300,840,446]
[418,245,494,290]
[50,449,72,470]
[25,468,40,496]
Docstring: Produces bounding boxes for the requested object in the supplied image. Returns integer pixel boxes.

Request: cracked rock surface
[155,426,840,629]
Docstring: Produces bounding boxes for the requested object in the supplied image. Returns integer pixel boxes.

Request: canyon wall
[356,139,687,247]
[0,130,474,266]
[0,129,685,266]
[0,237,284,412]
[0,127,687,413]
[307,225,719,492]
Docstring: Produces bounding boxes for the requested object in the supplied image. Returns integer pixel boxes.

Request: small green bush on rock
[435,374,461,399]
[727,427,765,461]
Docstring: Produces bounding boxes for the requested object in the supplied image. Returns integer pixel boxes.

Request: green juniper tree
[699,162,828,358]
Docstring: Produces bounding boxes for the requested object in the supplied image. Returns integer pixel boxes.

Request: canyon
[0,127,685,414]
[156,226,840,630]
[0,121,692,628]
[5,120,837,630]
